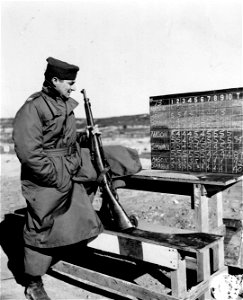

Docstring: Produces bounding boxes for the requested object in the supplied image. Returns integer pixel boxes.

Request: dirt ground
[1,142,242,299]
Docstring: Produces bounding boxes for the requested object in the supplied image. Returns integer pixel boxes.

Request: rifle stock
[81,89,135,231]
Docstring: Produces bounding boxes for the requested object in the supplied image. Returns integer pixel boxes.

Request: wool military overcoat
[13,86,103,248]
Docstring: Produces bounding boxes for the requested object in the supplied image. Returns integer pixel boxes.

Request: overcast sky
[1,0,242,119]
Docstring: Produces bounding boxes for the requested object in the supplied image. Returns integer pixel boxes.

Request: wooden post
[197,249,211,300]
[170,257,187,298]
[212,238,225,273]
[193,184,209,232]
[212,191,224,228]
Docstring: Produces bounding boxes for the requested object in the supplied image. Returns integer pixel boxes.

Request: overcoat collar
[41,85,79,116]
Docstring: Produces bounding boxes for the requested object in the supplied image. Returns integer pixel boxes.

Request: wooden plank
[197,249,210,283]
[88,233,179,270]
[196,249,212,300]
[212,239,225,273]
[129,169,242,186]
[212,192,224,228]
[101,228,223,253]
[193,184,209,232]
[52,261,180,300]
[170,258,187,298]
[197,174,243,186]
[133,170,199,182]
[88,233,120,255]
[197,193,209,233]
[124,169,243,188]
[123,176,194,196]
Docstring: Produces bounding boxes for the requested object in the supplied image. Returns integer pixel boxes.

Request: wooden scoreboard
[150,87,243,174]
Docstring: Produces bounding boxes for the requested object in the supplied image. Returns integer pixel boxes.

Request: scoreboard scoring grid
[150,88,243,174]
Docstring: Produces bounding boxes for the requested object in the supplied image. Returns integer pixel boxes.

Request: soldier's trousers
[24,236,97,277]
[24,246,53,277]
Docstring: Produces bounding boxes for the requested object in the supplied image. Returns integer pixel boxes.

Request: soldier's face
[52,78,76,98]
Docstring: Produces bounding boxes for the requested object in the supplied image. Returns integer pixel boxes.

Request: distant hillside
[76,114,150,130]
[0,114,150,130]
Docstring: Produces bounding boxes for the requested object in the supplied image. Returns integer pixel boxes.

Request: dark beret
[44,57,79,80]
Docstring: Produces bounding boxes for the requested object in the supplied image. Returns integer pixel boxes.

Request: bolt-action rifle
[81,89,137,231]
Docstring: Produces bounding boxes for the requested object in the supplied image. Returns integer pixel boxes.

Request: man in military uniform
[13,57,103,300]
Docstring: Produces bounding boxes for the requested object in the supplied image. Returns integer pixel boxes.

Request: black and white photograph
[1,1,243,299]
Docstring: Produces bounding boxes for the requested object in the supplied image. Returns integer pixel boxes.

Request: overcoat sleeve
[77,130,89,148]
[13,100,57,186]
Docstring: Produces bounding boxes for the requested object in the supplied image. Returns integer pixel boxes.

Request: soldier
[13,57,103,300]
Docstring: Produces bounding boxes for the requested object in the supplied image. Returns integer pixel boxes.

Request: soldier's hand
[86,125,101,137]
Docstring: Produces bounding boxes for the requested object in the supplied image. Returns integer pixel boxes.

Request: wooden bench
[51,225,227,300]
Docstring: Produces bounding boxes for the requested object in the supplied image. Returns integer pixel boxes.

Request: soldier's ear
[51,77,58,86]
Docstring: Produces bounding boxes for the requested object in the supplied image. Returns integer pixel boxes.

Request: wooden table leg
[197,249,211,300]
[171,256,187,298]
[212,238,225,273]
[193,184,209,232]
[211,191,226,235]
[213,192,223,228]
